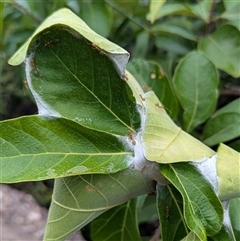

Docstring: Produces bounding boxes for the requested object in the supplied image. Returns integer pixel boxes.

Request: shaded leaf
[150,3,194,19]
[43,169,155,240]
[150,22,197,41]
[202,98,240,146]
[216,144,240,200]
[79,2,112,37]
[127,59,179,119]
[0,116,133,183]
[142,91,215,163]
[91,199,141,241]
[172,51,219,132]
[132,31,149,58]
[229,198,240,241]
[180,232,201,241]
[21,26,139,135]
[157,184,188,241]
[198,25,240,78]
[156,35,192,55]
[188,0,214,23]
[160,163,223,240]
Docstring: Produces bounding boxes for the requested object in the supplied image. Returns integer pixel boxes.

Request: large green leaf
[157,184,188,241]
[202,98,240,146]
[91,199,141,241]
[20,26,139,135]
[172,51,219,132]
[198,25,240,78]
[216,144,240,200]
[0,116,134,183]
[43,169,155,240]
[160,163,223,240]
[142,91,215,163]
[127,59,179,119]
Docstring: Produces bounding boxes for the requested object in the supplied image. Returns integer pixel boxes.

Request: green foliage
[2,1,240,241]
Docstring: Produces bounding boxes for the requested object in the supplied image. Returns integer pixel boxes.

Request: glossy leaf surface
[173,51,219,132]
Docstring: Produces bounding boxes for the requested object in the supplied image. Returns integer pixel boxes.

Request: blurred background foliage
[1,0,240,240]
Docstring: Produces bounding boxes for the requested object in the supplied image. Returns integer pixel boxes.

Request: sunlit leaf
[202,98,240,146]
[43,169,155,240]
[160,163,223,240]
[142,91,215,163]
[91,199,141,241]
[198,25,240,78]
[0,116,135,183]
[172,51,219,132]
[149,0,166,24]
[216,144,240,200]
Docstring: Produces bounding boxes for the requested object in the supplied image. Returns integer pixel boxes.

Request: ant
[121,74,128,81]
[127,130,136,145]
[44,39,60,47]
[155,103,164,109]
[86,185,97,192]
[139,94,146,101]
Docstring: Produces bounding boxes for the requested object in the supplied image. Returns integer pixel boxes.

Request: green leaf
[43,169,155,241]
[91,199,141,241]
[157,185,188,241]
[149,0,166,24]
[202,98,240,146]
[8,8,129,68]
[150,3,194,20]
[150,22,197,41]
[223,0,240,10]
[142,91,215,163]
[180,232,201,241]
[20,25,139,135]
[127,59,179,119]
[216,144,240,200]
[188,0,214,23]
[79,1,112,37]
[132,31,149,58]
[229,198,240,241]
[0,116,134,183]
[198,25,240,78]
[220,3,240,31]
[160,163,223,240]
[155,35,192,55]
[172,51,219,132]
